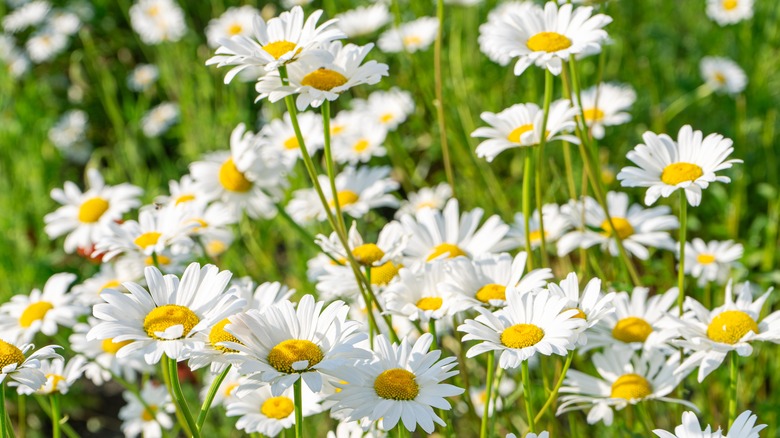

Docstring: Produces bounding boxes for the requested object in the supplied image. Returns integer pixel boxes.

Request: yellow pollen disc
[300,68,348,91]
[583,108,605,122]
[427,243,467,261]
[143,305,200,340]
[0,340,25,370]
[529,230,547,244]
[208,318,241,353]
[267,339,324,374]
[227,23,243,36]
[329,190,359,208]
[141,405,158,422]
[507,124,534,143]
[175,194,196,205]
[283,136,299,150]
[100,280,121,294]
[527,31,572,52]
[134,231,162,250]
[500,323,545,349]
[45,374,66,393]
[403,35,422,46]
[475,284,507,303]
[101,338,132,354]
[261,396,295,420]
[612,317,653,343]
[353,139,370,152]
[19,301,54,328]
[147,6,159,17]
[331,125,345,135]
[262,40,297,60]
[661,162,704,186]
[223,383,238,397]
[370,262,401,285]
[564,308,587,319]
[380,113,394,124]
[722,0,738,10]
[145,255,171,266]
[219,158,253,193]
[416,297,443,311]
[697,254,716,265]
[714,72,727,84]
[207,240,227,257]
[707,310,758,344]
[78,197,110,223]
[374,368,419,400]
[352,243,386,266]
[601,218,635,240]
[189,219,208,232]
[610,373,652,400]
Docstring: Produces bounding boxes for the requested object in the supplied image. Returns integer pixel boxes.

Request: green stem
[480,353,496,438]
[729,351,738,428]
[434,0,455,195]
[321,100,348,238]
[164,356,200,438]
[0,383,7,438]
[522,361,535,433]
[16,392,24,438]
[534,351,574,424]
[637,404,654,435]
[293,379,303,438]
[428,319,439,351]
[275,204,319,251]
[536,70,555,268]
[50,395,61,438]
[196,365,232,431]
[678,192,688,315]
[34,396,77,438]
[522,150,534,271]
[662,84,714,125]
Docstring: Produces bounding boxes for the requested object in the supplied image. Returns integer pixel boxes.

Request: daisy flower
[556,192,679,260]
[258,111,323,170]
[557,349,695,426]
[286,166,399,223]
[224,294,368,396]
[206,6,345,82]
[46,9,81,36]
[480,2,611,76]
[385,262,470,322]
[673,282,780,382]
[395,183,453,217]
[16,355,85,395]
[335,4,391,38]
[88,263,244,364]
[71,257,144,306]
[654,410,766,438]
[159,174,203,206]
[470,375,517,418]
[700,56,747,95]
[118,381,175,438]
[0,273,85,344]
[352,87,415,131]
[706,0,753,26]
[617,125,742,207]
[70,318,151,386]
[378,17,439,53]
[226,383,322,436]
[0,339,61,391]
[2,0,51,33]
[199,367,243,408]
[332,122,388,165]
[439,252,553,309]
[479,1,535,66]
[44,168,143,254]
[499,203,572,251]
[578,82,636,139]
[0,36,30,78]
[127,63,159,92]
[399,198,514,266]
[48,110,90,163]
[547,272,615,344]
[26,28,69,63]
[141,101,179,137]
[328,334,463,434]
[459,289,585,369]
[205,5,260,48]
[472,100,579,162]
[129,0,187,45]
[682,238,743,286]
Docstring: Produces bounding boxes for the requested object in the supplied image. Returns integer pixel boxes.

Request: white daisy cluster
[1,0,84,66]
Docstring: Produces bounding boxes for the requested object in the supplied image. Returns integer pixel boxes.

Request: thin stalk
[428,319,439,351]
[729,351,738,428]
[275,204,319,251]
[480,353,496,438]
[434,0,455,195]
[0,383,7,438]
[522,150,534,270]
[535,70,555,267]
[196,365,232,430]
[522,361,535,433]
[50,395,61,438]
[662,84,714,125]
[321,100,348,237]
[103,366,164,431]
[163,356,200,438]
[293,379,303,438]
[637,404,654,435]
[34,396,78,438]
[534,351,574,424]
[677,192,688,315]
[16,392,24,438]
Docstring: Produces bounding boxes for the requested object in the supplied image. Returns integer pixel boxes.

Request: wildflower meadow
[2,0,780,437]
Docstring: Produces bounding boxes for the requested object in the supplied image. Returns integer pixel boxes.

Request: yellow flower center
[374,368,419,401]
[601,218,635,240]
[610,373,652,400]
[261,396,295,420]
[208,318,241,353]
[0,340,25,370]
[147,6,159,17]
[145,255,171,266]
[134,232,162,250]
[78,197,110,223]
[612,317,653,343]
[583,108,605,122]
[529,230,547,244]
[283,136,299,150]
[101,338,132,354]
[329,190,359,208]
[475,284,507,303]
[507,124,534,143]
[175,194,195,205]
[207,240,227,256]
[380,113,394,124]
[564,308,587,319]
[707,310,758,344]
[223,383,238,397]
[527,32,572,53]
[500,324,545,349]
[661,162,704,186]
[331,125,345,135]
[352,243,386,266]
[722,0,738,10]
[370,262,402,285]
[353,139,370,152]
[45,374,66,393]
[416,297,443,311]
[267,339,324,374]
[714,72,727,84]
[141,405,158,422]
[262,40,297,60]
[697,254,716,265]
[143,305,200,340]
[403,35,422,46]
[427,243,467,261]
[19,301,54,328]
[227,23,243,36]
[300,68,348,91]
[219,158,253,193]
[100,280,121,294]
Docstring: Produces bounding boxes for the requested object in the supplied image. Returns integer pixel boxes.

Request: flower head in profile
[335,4,391,38]
[396,183,452,217]
[119,381,175,438]
[226,383,322,436]
[578,82,636,139]
[547,272,615,344]
[0,339,61,391]
[682,239,743,286]
[205,5,260,48]
[700,56,747,95]
[385,262,470,322]
[129,0,186,45]
[501,203,572,251]
[654,410,766,438]
[378,17,439,53]
[706,0,753,26]
[16,355,86,395]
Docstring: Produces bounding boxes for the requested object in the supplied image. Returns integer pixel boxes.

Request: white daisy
[556,192,679,260]
[395,183,453,217]
[88,263,244,364]
[683,239,743,286]
[0,339,61,391]
[654,410,766,438]
[557,349,695,426]
[578,82,636,139]
[69,318,151,386]
[332,121,388,165]
[118,381,175,438]
[547,272,615,345]
[700,56,747,95]
[499,203,572,251]
[199,367,243,408]
[385,262,470,322]
[328,334,463,434]
[141,101,179,137]
[258,111,323,170]
[471,100,579,162]
[46,9,81,35]
[226,383,322,436]
[378,17,438,53]
[335,4,391,38]
[459,289,585,369]
[470,375,517,418]
[479,1,535,66]
[673,282,780,382]
[352,87,415,131]
[127,63,159,92]
[2,0,51,33]
[16,355,85,395]
[0,35,30,78]
[71,257,144,306]
[48,109,88,153]
[129,0,187,45]
[617,125,742,207]
[706,0,753,26]
[205,5,260,48]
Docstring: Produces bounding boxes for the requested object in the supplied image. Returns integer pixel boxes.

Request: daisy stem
[522,150,534,271]
[480,353,496,438]
[104,367,164,431]
[321,100,348,238]
[33,396,78,438]
[0,383,7,438]
[677,192,688,315]
[16,392,24,438]
[637,404,654,434]
[196,365,231,431]
[729,351,738,429]
[428,319,439,351]
[521,361,536,433]
[534,351,574,424]
[274,204,319,251]
[163,356,200,438]
[293,379,303,438]
[535,70,555,268]
[434,0,455,196]
[50,394,61,438]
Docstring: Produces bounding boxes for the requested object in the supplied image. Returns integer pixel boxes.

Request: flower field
[1,0,779,437]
